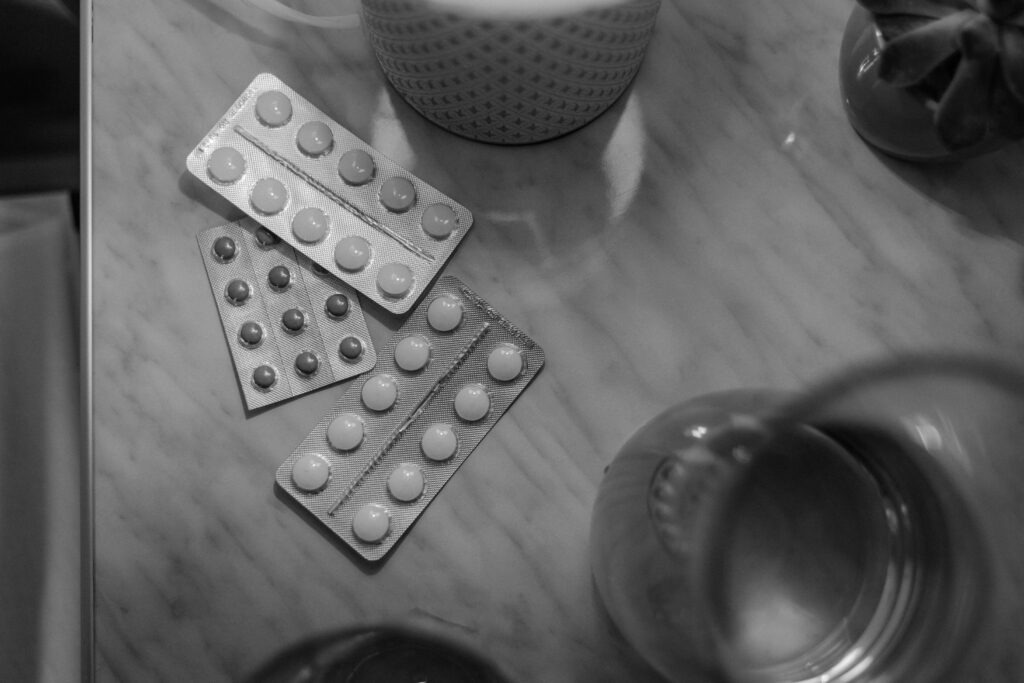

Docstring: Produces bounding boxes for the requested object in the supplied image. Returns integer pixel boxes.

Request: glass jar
[591,354,1024,682]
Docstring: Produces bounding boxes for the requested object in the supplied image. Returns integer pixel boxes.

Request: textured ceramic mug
[244,0,661,144]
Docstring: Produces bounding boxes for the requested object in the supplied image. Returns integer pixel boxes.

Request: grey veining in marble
[90,0,1024,680]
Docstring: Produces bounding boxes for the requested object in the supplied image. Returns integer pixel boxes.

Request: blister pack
[198,218,377,411]
[275,275,545,562]
[186,73,474,315]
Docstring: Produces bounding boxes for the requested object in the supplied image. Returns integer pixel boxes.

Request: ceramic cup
[244,0,661,144]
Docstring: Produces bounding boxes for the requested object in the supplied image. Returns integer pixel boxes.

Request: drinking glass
[590,354,1024,683]
[243,622,509,683]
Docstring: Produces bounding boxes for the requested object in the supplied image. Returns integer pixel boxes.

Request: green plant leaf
[935,15,1000,147]
[875,14,936,41]
[859,0,973,19]
[977,0,1023,21]
[1001,26,1024,102]
[991,74,1024,137]
[879,11,974,85]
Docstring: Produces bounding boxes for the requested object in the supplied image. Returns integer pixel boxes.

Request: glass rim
[767,351,1024,430]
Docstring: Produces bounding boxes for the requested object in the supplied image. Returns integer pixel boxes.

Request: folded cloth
[0,192,80,683]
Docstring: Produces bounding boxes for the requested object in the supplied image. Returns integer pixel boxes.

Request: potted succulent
[839,0,1024,160]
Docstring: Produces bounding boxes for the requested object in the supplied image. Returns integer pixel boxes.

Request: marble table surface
[88,0,1024,680]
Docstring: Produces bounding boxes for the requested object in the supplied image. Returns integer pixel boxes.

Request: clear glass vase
[590,354,1024,683]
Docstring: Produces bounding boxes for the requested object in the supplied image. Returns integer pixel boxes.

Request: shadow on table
[272,482,398,576]
[873,142,1024,249]
[179,171,245,226]
[872,142,1024,300]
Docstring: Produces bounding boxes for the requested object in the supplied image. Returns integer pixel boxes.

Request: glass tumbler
[244,622,510,683]
[590,354,1024,683]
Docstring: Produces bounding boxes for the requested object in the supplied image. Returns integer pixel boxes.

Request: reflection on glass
[591,354,1024,683]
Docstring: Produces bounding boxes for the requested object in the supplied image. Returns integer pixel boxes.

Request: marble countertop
[88,0,1024,680]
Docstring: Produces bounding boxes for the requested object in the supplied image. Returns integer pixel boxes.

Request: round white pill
[334,236,371,272]
[352,503,390,543]
[326,412,364,452]
[338,148,375,186]
[426,295,463,332]
[207,147,245,184]
[362,374,398,412]
[291,207,329,243]
[487,344,524,381]
[394,335,431,372]
[379,177,416,213]
[255,90,292,127]
[250,178,288,215]
[420,203,458,239]
[296,121,333,157]
[387,463,425,502]
[376,263,414,299]
[455,383,490,422]
[291,453,330,493]
[421,423,457,462]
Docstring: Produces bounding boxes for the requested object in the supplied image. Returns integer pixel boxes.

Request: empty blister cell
[197,218,377,411]
[187,73,475,314]
[275,275,545,562]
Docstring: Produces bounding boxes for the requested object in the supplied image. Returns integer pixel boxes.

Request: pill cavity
[338,336,363,362]
[454,383,490,422]
[254,226,280,247]
[295,351,319,376]
[291,453,330,492]
[338,149,375,186]
[268,265,291,290]
[377,263,414,299]
[379,177,416,213]
[253,364,277,390]
[334,236,371,272]
[352,503,390,543]
[487,344,524,382]
[421,203,458,239]
[325,293,350,319]
[238,321,263,348]
[327,412,365,452]
[281,307,306,333]
[296,121,334,157]
[362,374,398,411]
[388,463,425,502]
[250,178,288,216]
[225,279,251,305]
[255,90,292,127]
[421,423,457,462]
[291,207,329,244]
[212,235,237,262]
[394,335,431,372]
[426,295,463,332]
[207,147,245,185]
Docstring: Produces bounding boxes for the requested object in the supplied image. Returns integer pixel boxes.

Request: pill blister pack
[275,275,545,562]
[186,73,474,315]
[198,218,377,411]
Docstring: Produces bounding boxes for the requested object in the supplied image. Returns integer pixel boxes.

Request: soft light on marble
[90,0,1024,680]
